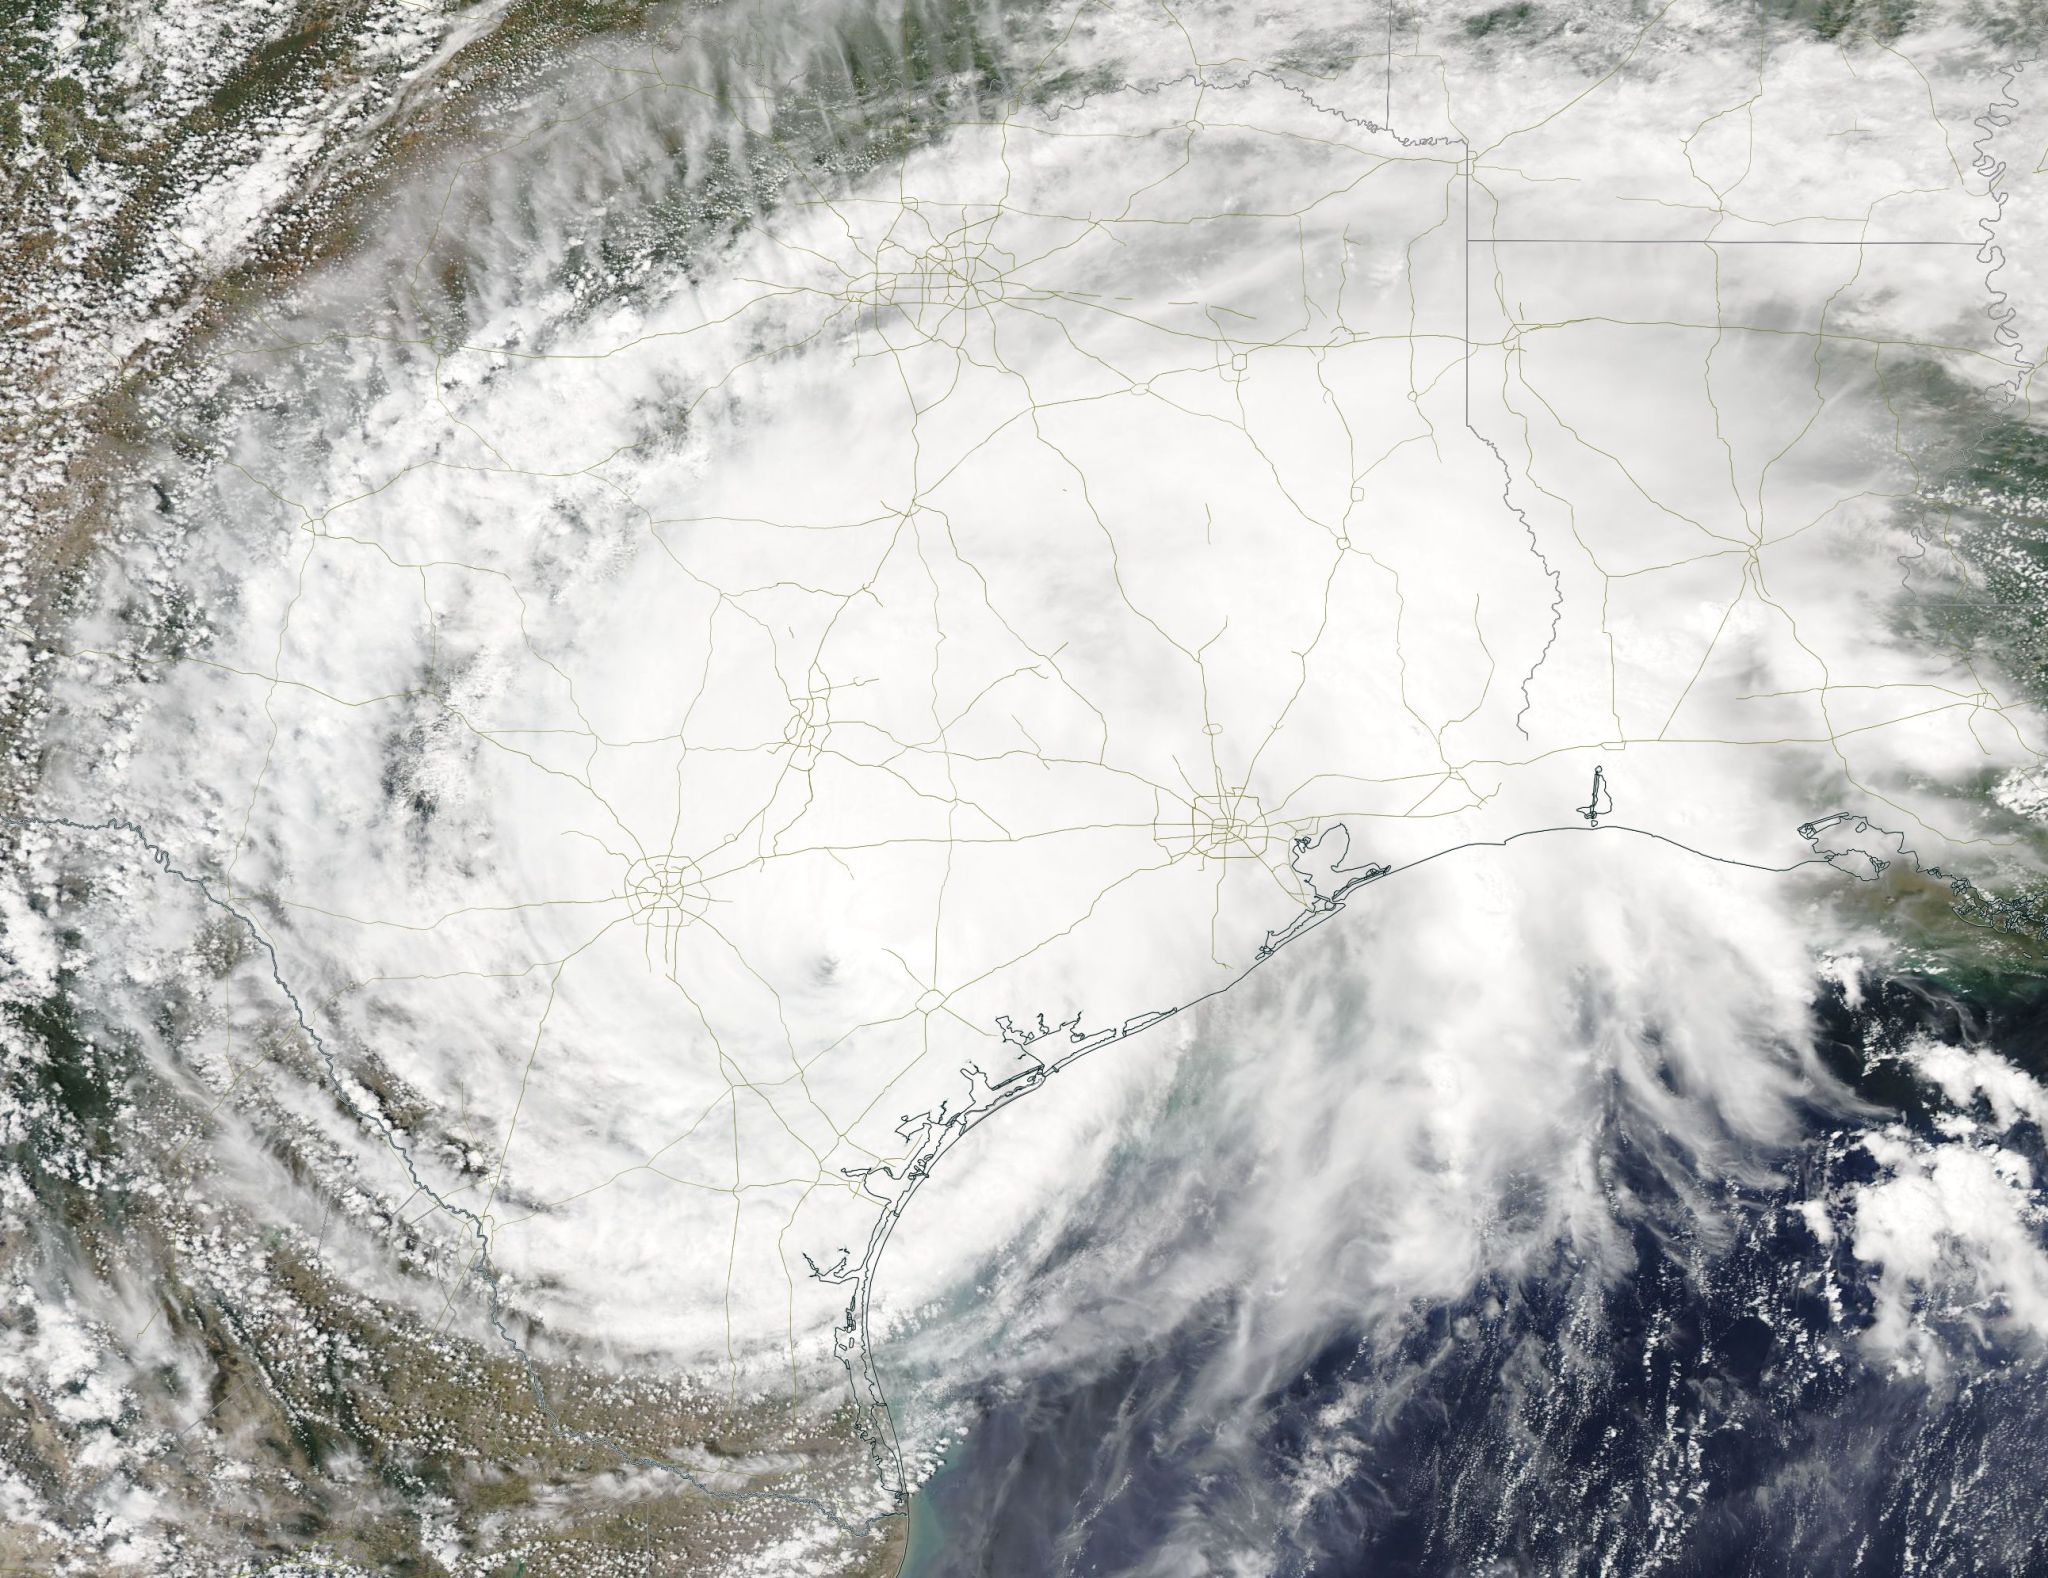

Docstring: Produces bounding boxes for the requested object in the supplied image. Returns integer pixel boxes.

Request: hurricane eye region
[3,1,2048,1574]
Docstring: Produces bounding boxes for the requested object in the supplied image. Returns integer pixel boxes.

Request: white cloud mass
[8,0,2048,1570]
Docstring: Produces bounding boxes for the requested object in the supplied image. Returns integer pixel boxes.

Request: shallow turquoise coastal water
[897,1479,950,1578]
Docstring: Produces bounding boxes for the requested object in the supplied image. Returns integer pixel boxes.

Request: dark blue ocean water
[897,977,2048,1577]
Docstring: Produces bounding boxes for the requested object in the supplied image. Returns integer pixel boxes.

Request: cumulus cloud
[12,1,2048,1563]
[887,834,1837,1385]
[1842,1042,2048,1373]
